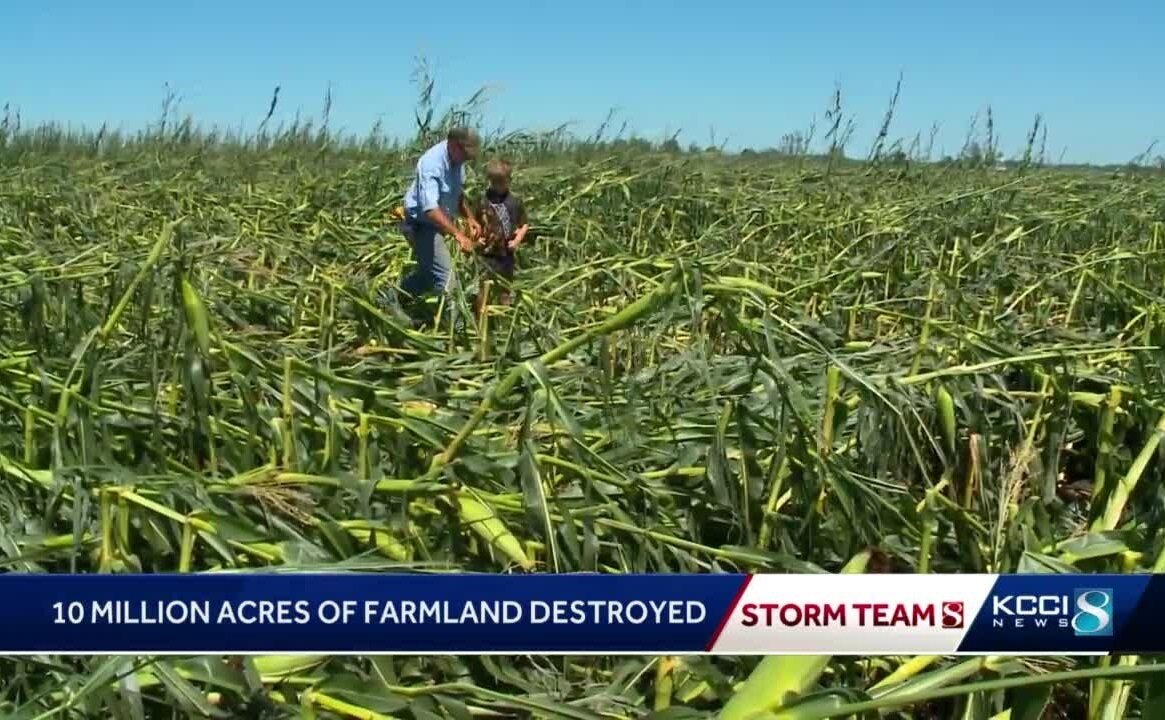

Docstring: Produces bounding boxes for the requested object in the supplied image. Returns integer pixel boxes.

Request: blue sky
[2,1,1162,164]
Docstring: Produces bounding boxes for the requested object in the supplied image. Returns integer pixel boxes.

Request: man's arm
[424,207,465,241]
[417,170,473,251]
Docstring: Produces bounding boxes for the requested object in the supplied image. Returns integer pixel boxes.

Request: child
[473,159,530,318]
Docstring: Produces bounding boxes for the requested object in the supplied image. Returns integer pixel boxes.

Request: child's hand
[508,224,530,250]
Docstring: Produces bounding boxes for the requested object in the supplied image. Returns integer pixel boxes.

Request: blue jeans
[400,220,457,297]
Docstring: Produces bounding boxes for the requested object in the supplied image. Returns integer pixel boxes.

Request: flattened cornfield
[2,129,1165,718]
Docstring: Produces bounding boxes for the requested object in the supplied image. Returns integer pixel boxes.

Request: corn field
[2,124,1165,720]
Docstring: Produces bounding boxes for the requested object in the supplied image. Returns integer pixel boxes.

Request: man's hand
[455,231,475,253]
[467,217,482,241]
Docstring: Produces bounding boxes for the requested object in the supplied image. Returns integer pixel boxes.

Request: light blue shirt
[403,140,465,226]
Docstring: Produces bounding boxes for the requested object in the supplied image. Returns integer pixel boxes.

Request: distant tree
[618,138,652,153]
[961,141,983,166]
[778,131,810,156]
[661,138,681,153]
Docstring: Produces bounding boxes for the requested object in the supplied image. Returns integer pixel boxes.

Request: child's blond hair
[484,159,513,181]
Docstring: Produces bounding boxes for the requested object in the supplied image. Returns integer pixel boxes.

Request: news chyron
[0,573,1146,655]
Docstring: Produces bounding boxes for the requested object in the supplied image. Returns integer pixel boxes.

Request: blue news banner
[0,573,1160,654]
[0,574,734,654]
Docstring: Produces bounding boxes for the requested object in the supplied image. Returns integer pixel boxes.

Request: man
[383,127,482,329]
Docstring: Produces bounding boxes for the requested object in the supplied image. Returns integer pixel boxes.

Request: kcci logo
[990,588,1113,637]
